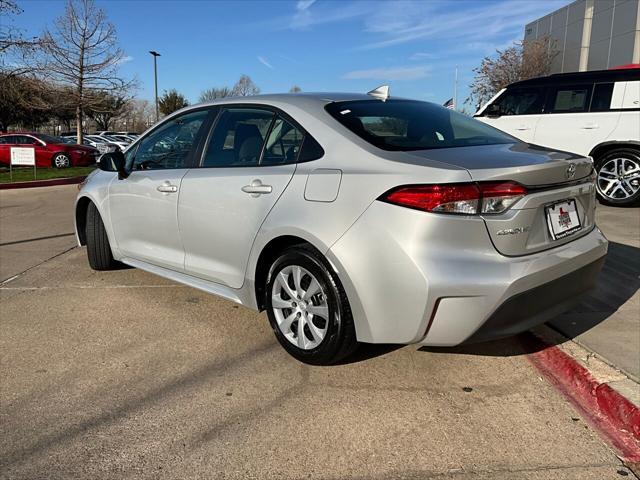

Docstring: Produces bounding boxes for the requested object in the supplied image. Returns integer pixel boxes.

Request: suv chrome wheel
[596,151,640,205]
[271,265,328,350]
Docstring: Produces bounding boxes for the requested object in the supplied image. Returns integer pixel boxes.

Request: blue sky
[11,0,566,107]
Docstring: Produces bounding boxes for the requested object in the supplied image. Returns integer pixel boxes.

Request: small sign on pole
[10,147,36,181]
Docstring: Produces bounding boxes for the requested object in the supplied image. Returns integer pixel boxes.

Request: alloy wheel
[271,265,329,350]
[596,156,640,201]
[53,154,70,168]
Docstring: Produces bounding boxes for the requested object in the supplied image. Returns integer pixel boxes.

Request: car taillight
[381,182,527,215]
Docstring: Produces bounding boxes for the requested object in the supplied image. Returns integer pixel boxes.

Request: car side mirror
[98,150,128,179]
[484,103,502,118]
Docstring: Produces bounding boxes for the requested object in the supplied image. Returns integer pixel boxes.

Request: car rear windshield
[325,100,515,151]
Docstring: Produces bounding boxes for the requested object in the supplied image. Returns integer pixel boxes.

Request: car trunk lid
[402,143,597,256]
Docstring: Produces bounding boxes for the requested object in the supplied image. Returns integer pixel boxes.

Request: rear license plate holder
[545,199,582,240]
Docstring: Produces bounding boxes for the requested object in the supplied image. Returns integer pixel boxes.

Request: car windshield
[34,133,66,144]
[325,100,515,151]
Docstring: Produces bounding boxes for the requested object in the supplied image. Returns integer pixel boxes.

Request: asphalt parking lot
[0,185,638,479]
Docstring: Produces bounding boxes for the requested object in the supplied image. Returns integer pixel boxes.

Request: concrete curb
[0,175,87,190]
[521,331,640,464]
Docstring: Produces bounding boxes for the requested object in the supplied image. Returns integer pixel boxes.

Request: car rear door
[178,107,301,288]
[107,109,211,272]
[532,83,621,156]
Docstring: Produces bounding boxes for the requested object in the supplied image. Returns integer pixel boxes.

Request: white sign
[10,147,36,166]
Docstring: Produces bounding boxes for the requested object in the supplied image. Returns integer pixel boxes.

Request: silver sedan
[75,91,608,364]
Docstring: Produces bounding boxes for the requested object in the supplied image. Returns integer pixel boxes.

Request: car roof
[193,92,394,110]
[508,68,640,88]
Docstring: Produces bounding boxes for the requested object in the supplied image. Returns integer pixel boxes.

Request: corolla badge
[497,226,530,236]
[566,163,577,179]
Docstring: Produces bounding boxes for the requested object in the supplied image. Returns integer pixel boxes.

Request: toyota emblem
[566,163,576,179]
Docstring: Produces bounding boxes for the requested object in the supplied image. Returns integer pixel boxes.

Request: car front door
[179,107,302,288]
[477,86,546,143]
[107,109,211,271]
[0,136,14,164]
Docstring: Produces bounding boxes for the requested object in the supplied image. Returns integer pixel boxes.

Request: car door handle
[242,179,272,196]
[581,123,599,130]
[515,125,531,131]
[157,183,178,193]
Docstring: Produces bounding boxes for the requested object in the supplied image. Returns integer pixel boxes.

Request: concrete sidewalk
[550,205,640,383]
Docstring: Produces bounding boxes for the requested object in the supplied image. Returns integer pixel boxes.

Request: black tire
[265,245,358,365]
[52,153,71,168]
[86,202,118,270]
[594,148,640,207]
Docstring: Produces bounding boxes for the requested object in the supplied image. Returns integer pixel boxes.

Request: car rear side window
[326,100,514,151]
[551,85,592,113]
[261,116,304,166]
[590,83,614,111]
[492,87,546,115]
[202,108,274,167]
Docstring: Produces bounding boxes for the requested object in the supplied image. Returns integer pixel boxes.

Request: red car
[0,132,98,168]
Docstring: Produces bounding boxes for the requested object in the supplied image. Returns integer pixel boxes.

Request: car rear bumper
[462,255,605,344]
[327,201,608,346]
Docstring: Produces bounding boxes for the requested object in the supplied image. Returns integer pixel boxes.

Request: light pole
[149,50,161,122]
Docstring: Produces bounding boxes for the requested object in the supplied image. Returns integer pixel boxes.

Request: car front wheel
[595,148,640,206]
[265,246,358,365]
[85,202,119,271]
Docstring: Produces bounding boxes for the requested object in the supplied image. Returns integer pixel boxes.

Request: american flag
[443,98,455,110]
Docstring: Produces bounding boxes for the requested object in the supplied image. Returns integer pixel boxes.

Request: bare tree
[199,86,233,102]
[158,89,189,115]
[468,37,557,109]
[39,0,132,142]
[86,92,129,131]
[1,1,47,79]
[232,74,260,96]
[289,85,302,93]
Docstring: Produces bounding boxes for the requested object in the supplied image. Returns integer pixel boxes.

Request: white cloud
[257,55,274,69]
[410,52,437,61]
[116,55,133,65]
[343,65,430,81]
[296,0,317,10]
[358,0,568,50]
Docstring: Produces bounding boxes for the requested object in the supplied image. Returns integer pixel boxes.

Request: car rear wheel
[86,202,118,271]
[52,153,71,168]
[265,246,358,365]
[595,148,640,206]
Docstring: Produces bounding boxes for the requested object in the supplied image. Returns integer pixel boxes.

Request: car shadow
[416,241,639,358]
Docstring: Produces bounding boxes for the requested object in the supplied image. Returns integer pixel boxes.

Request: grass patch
[0,166,95,184]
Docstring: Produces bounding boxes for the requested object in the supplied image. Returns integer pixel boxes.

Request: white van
[476,68,640,206]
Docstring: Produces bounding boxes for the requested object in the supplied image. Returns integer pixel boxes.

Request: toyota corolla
[75,90,608,364]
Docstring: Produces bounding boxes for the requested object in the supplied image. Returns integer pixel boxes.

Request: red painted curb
[522,333,640,462]
[0,175,87,190]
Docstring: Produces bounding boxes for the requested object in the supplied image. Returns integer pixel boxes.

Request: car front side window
[130,109,209,171]
[492,88,546,116]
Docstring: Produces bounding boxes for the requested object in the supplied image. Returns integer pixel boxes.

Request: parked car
[92,134,130,151]
[76,92,607,364]
[475,68,640,206]
[117,131,139,138]
[0,132,98,168]
[83,135,122,153]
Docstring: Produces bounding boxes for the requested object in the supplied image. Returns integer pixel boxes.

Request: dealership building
[524,0,640,73]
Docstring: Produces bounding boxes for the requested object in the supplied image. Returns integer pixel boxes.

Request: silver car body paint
[76,93,608,346]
